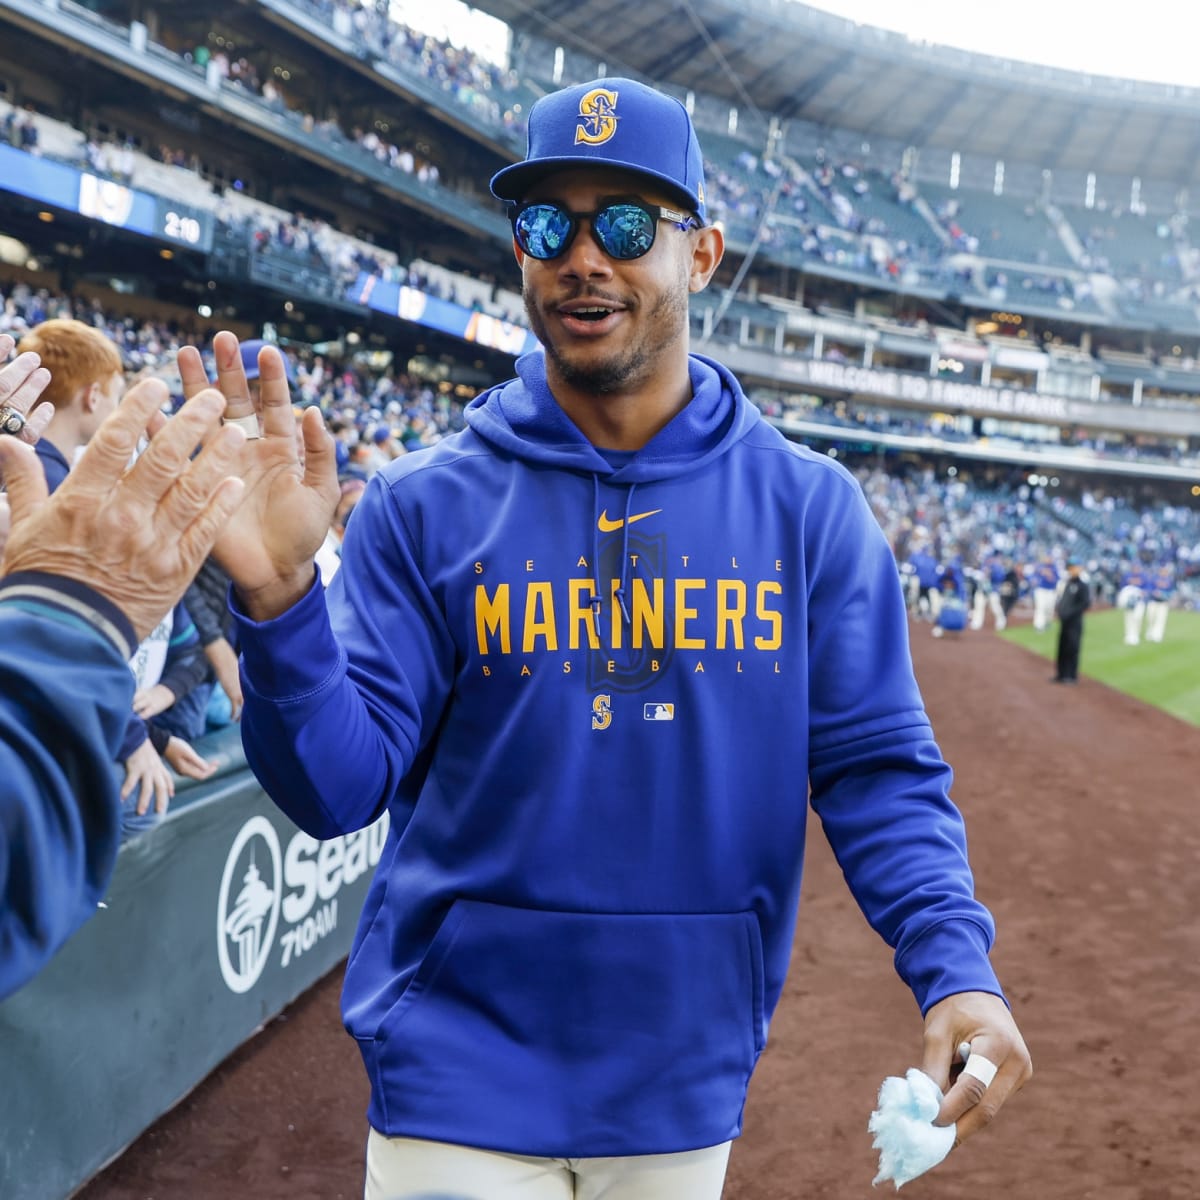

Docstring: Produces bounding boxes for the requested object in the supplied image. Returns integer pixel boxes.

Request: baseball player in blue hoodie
[196,78,1031,1198]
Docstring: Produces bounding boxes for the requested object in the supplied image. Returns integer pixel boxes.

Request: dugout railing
[0,727,385,1200]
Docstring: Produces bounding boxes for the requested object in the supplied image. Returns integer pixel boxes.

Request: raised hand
[0,331,54,445]
[177,331,339,620]
[0,377,245,642]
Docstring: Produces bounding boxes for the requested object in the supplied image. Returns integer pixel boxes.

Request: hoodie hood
[464,350,761,482]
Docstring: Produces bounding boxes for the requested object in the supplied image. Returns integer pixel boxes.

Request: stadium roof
[475,0,1200,184]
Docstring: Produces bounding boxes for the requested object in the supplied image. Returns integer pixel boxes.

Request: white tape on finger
[224,413,262,439]
[962,1052,998,1088]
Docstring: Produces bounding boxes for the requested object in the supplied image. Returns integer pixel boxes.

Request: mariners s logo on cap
[489,76,710,225]
[575,88,619,146]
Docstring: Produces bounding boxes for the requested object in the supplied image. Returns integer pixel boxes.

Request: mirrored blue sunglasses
[511,199,701,261]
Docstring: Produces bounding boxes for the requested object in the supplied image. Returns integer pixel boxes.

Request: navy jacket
[0,573,136,999]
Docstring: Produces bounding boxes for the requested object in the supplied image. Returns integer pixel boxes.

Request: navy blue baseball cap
[490,77,708,224]
[240,338,297,385]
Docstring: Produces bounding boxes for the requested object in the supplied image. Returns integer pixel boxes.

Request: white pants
[1123,601,1145,645]
[365,1130,733,1200]
[1144,600,1168,643]
[970,590,1005,631]
[969,590,985,630]
[990,591,1006,630]
[1032,587,1057,632]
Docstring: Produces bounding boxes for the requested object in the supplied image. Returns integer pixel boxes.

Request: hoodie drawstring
[590,475,604,640]
[591,476,638,639]
[614,483,636,626]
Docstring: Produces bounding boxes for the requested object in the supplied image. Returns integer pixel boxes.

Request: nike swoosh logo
[597,508,662,532]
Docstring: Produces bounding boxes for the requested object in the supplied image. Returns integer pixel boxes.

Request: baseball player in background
[997,558,1021,625]
[967,563,986,630]
[969,552,1008,631]
[906,540,941,621]
[1143,560,1175,643]
[1117,560,1149,645]
[195,77,1031,1200]
[989,553,1010,630]
[1029,554,1059,632]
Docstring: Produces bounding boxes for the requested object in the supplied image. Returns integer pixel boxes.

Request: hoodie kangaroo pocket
[363,900,766,1156]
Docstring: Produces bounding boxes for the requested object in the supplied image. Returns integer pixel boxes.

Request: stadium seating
[921,182,1076,268]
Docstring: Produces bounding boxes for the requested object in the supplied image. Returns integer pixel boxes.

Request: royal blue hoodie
[236,351,1002,1157]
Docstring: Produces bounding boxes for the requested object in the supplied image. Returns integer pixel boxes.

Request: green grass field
[1001,607,1200,726]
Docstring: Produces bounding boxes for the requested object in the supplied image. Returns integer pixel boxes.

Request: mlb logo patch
[644,703,675,721]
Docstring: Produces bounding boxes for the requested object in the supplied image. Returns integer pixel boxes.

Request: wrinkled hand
[133,683,176,719]
[923,990,1032,1145]
[204,635,243,721]
[164,735,217,781]
[0,377,246,642]
[0,332,54,446]
[122,738,174,816]
[177,331,338,621]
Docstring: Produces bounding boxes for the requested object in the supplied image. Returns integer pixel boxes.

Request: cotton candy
[868,1067,956,1188]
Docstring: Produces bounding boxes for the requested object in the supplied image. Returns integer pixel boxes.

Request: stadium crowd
[284,0,528,135]
[7,8,1200,328]
[752,386,1200,470]
[858,462,1194,626]
[13,83,1200,426]
[189,0,1191,320]
[8,276,1198,484]
[0,281,465,448]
